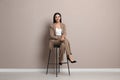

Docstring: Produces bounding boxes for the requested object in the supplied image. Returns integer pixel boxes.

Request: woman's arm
[60,24,66,41]
[49,24,59,40]
[62,24,66,38]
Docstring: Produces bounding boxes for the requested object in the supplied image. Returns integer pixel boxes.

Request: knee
[49,40,54,49]
[60,43,65,48]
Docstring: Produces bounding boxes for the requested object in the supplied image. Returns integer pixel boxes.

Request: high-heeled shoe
[67,56,77,63]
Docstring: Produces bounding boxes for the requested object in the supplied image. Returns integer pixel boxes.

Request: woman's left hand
[60,36,65,41]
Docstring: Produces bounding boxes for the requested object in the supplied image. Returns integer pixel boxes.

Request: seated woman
[49,12,77,65]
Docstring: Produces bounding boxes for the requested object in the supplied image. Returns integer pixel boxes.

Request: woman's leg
[49,40,54,51]
[49,39,64,63]
[64,38,71,55]
[64,38,76,61]
[59,42,65,62]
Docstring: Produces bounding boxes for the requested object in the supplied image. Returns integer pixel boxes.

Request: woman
[49,12,77,65]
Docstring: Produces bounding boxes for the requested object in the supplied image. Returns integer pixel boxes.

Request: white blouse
[55,28,62,36]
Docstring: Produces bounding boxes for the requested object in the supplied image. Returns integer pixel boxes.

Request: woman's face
[55,14,61,23]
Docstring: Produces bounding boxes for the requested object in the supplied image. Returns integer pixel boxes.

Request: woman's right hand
[60,36,65,41]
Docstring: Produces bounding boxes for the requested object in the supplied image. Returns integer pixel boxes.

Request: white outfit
[55,28,62,36]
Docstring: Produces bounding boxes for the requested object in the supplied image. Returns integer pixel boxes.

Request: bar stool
[46,45,70,77]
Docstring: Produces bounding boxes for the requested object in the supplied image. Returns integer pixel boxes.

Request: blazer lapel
[52,23,56,34]
[60,23,64,34]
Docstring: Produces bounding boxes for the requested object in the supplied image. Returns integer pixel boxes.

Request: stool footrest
[48,62,68,64]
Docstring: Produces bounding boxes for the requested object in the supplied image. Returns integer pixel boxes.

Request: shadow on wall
[39,22,55,69]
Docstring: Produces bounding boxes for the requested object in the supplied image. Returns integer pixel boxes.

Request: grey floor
[0,71,120,80]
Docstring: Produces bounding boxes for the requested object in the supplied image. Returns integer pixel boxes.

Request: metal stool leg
[46,50,51,74]
[58,48,60,73]
[56,48,58,77]
[66,53,70,75]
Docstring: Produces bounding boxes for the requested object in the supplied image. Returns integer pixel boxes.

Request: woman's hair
[53,12,62,23]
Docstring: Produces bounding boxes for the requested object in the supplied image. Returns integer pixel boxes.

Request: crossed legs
[49,38,76,63]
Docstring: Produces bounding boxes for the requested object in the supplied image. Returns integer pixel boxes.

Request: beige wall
[0,0,120,68]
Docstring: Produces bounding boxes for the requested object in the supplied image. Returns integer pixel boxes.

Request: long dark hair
[53,12,62,23]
